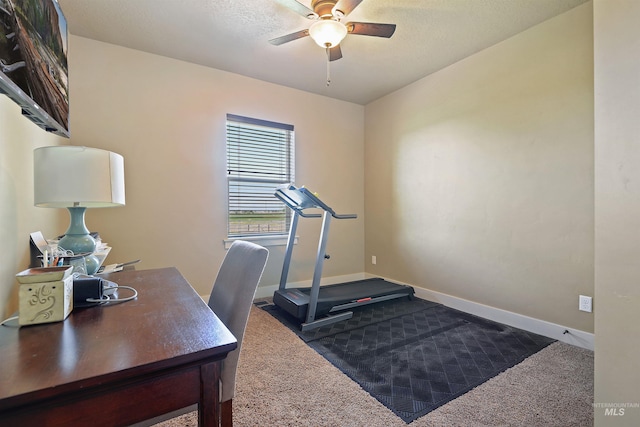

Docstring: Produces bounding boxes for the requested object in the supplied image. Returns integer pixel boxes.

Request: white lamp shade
[309,20,348,48]
[34,146,125,208]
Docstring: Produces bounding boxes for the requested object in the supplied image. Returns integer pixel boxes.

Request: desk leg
[200,361,221,427]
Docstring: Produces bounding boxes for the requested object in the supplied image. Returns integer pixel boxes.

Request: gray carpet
[155,306,594,427]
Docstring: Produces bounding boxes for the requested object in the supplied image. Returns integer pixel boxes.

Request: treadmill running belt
[273,278,414,321]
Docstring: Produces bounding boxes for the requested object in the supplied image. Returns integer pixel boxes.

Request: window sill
[224,235,298,249]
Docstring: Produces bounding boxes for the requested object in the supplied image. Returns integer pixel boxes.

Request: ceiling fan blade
[329,45,342,61]
[275,0,315,18]
[347,22,396,38]
[333,0,364,17]
[269,29,310,46]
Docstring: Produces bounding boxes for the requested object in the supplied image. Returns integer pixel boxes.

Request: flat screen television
[0,0,69,137]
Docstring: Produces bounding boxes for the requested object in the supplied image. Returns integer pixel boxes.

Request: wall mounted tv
[0,0,69,137]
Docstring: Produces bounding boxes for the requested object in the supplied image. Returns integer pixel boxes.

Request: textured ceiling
[57,0,588,105]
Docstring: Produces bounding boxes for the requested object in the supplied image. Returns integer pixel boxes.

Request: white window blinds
[226,114,295,237]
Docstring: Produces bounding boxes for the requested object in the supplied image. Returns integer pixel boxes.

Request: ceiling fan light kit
[309,19,348,48]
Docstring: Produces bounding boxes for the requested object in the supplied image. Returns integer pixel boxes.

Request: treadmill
[273,184,414,331]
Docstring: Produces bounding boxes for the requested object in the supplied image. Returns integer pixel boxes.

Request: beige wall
[11,3,640,422]
[364,4,594,332]
[64,36,365,297]
[594,0,640,424]
[0,97,65,318]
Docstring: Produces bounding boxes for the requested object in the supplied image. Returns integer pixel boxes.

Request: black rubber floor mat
[261,298,555,423]
[261,296,436,342]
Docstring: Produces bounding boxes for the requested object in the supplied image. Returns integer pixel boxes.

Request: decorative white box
[18,275,74,326]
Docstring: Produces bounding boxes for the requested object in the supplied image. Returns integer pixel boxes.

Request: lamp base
[84,254,100,276]
[58,233,96,255]
[58,207,100,275]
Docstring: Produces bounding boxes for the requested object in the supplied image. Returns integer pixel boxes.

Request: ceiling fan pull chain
[326,45,331,86]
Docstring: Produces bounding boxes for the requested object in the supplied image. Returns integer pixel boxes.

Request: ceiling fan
[269,0,396,62]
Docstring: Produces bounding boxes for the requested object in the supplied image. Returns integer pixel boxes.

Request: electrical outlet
[372,255,377,265]
[579,295,592,312]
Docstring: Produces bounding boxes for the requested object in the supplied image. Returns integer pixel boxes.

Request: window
[226,114,295,238]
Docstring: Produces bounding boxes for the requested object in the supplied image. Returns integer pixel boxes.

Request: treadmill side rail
[301,311,353,332]
[327,292,412,313]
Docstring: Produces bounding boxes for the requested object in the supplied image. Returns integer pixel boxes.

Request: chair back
[208,240,268,403]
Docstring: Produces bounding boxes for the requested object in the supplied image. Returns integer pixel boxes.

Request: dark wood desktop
[0,267,237,426]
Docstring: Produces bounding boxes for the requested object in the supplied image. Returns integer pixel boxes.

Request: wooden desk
[0,267,237,426]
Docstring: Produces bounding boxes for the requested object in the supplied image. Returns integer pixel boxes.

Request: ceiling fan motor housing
[312,0,341,19]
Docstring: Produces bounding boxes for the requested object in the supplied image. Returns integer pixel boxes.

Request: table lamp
[34,146,125,275]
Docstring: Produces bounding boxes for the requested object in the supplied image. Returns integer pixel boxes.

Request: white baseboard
[387,278,594,351]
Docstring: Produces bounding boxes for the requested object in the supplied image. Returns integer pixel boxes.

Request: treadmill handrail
[333,213,357,219]
[299,211,323,218]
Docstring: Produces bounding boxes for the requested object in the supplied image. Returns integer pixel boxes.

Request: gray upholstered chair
[207,240,268,427]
